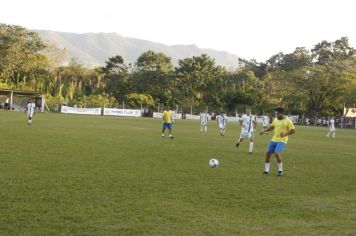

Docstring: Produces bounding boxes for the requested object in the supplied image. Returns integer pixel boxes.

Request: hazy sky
[1,0,355,61]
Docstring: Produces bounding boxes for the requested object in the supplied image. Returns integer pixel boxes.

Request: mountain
[34,30,240,69]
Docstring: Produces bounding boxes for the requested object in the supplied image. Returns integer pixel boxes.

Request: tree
[136,50,173,73]
[267,48,312,71]
[312,37,355,65]
[131,51,174,105]
[126,93,155,108]
[0,24,46,85]
[175,54,225,109]
[102,55,130,102]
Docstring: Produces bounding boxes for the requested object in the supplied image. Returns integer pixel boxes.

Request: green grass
[0,111,355,235]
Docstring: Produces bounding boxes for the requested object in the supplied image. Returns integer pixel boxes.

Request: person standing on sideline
[162,106,174,140]
[262,114,270,133]
[216,112,227,136]
[236,107,257,154]
[327,117,336,138]
[260,107,295,176]
[26,99,36,125]
[4,97,10,110]
[200,111,208,132]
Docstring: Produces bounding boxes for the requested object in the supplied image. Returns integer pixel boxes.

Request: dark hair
[275,107,284,113]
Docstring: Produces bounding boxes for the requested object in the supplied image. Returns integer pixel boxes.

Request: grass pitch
[0,112,355,235]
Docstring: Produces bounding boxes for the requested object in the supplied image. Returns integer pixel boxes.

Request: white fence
[61,106,142,117]
[153,112,182,120]
[61,106,101,115]
[103,108,142,117]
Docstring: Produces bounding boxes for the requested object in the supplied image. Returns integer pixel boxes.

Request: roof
[0,89,44,96]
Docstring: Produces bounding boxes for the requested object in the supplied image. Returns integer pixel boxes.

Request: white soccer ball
[209,159,219,168]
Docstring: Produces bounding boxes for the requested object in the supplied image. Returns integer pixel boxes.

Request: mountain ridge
[34,30,240,69]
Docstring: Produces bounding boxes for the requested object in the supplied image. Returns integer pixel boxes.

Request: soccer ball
[209,159,219,168]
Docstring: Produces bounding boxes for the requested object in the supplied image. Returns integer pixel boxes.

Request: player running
[216,112,227,136]
[327,117,336,138]
[161,106,174,140]
[26,99,36,125]
[260,107,295,176]
[236,107,257,154]
[200,111,208,132]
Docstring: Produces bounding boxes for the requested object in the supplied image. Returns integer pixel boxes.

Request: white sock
[169,134,172,137]
[265,163,270,172]
[278,163,283,172]
[205,126,207,132]
[249,142,254,152]
[332,132,335,137]
[162,133,165,137]
[327,132,330,137]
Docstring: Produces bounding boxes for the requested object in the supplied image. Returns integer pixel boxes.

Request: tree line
[1,23,356,116]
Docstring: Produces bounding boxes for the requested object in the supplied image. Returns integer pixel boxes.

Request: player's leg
[332,131,336,137]
[168,123,174,139]
[264,141,277,175]
[200,124,203,132]
[248,134,254,154]
[204,124,207,132]
[274,142,286,176]
[236,136,244,147]
[275,153,283,176]
[28,116,32,125]
[327,130,330,137]
[264,152,272,175]
[162,124,166,138]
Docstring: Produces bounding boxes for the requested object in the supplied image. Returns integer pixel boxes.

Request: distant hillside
[34,30,240,69]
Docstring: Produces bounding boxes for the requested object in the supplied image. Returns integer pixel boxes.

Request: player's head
[246,106,251,115]
[275,107,285,119]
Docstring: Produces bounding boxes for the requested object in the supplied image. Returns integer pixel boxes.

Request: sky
[1,0,355,61]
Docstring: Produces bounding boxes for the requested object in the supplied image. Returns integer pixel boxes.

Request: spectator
[4,97,9,110]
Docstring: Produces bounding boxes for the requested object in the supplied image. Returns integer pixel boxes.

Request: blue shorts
[163,123,172,129]
[267,141,286,153]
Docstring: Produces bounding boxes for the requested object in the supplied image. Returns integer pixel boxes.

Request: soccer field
[0,112,355,235]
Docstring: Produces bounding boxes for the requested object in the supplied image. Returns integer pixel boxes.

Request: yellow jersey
[163,110,173,123]
[271,117,295,143]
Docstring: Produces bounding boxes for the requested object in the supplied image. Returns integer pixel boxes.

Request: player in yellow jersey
[260,107,295,176]
[162,106,174,139]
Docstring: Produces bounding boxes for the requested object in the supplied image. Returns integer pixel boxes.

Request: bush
[74,95,117,108]
[45,94,65,112]
[126,93,154,109]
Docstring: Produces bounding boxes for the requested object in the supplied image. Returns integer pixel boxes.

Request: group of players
[24,101,336,176]
[161,106,296,176]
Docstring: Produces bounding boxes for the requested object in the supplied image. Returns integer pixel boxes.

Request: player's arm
[260,125,274,135]
[239,118,243,127]
[280,129,295,137]
[253,116,257,129]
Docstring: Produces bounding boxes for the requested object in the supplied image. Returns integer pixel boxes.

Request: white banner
[185,114,200,120]
[226,116,240,122]
[103,108,142,117]
[61,106,101,115]
[153,112,182,120]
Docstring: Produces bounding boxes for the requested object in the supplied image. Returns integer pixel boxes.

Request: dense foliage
[1,23,355,115]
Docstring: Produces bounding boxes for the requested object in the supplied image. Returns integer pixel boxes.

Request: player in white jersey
[200,111,209,132]
[262,114,270,131]
[236,107,257,154]
[26,99,36,125]
[216,112,227,136]
[327,117,336,138]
